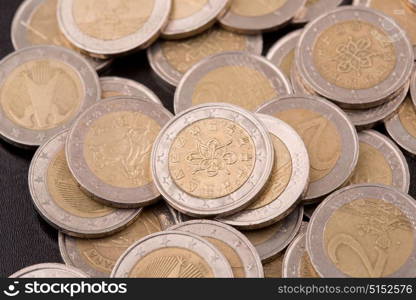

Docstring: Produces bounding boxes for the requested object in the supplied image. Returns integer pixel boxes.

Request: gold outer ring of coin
[9,263,89,278]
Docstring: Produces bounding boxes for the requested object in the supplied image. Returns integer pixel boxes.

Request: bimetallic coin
[243,206,304,263]
[148,27,263,87]
[262,253,283,278]
[411,69,416,107]
[257,95,359,202]
[111,231,234,278]
[170,220,263,278]
[59,203,177,277]
[345,130,410,193]
[406,0,416,11]
[162,0,230,39]
[292,0,344,24]
[219,114,309,229]
[100,76,162,104]
[29,131,141,238]
[297,7,414,109]
[57,0,172,57]
[152,103,274,217]
[10,263,88,278]
[174,52,292,114]
[307,184,416,278]
[66,97,173,208]
[290,63,316,96]
[0,45,100,148]
[219,0,306,34]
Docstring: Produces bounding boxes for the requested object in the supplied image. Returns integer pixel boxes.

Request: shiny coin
[174,52,291,114]
[344,130,410,193]
[111,231,234,278]
[170,220,263,278]
[257,95,359,202]
[66,97,173,208]
[59,203,177,277]
[0,45,100,148]
[100,76,162,104]
[290,63,316,96]
[243,205,303,263]
[148,27,262,87]
[219,114,309,229]
[57,0,171,57]
[10,263,88,278]
[152,103,274,217]
[296,7,414,109]
[162,0,230,39]
[292,0,344,24]
[307,184,416,278]
[219,0,306,34]
[29,130,141,238]
[11,0,112,71]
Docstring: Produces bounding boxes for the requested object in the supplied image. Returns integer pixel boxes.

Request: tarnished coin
[0,45,100,148]
[219,114,309,229]
[257,95,359,202]
[296,7,414,109]
[57,0,172,57]
[152,103,274,217]
[345,130,410,193]
[10,263,88,278]
[174,52,292,114]
[66,97,173,208]
[219,0,306,34]
[29,130,141,238]
[307,184,416,278]
[59,203,177,277]
[170,220,263,278]
[242,206,303,263]
[111,231,234,278]
[11,0,112,71]
[161,0,230,39]
[100,76,162,104]
[282,232,319,278]
[292,0,344,24]
[148,27,263,87]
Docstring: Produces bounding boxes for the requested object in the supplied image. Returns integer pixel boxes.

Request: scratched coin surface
[66,97,173,208]
[57,0,171,56]
[148,27,263,87]
[10,263,88,278]
[308,184,416,278]
[59,203,177,277]
[170,220,263,278]
[29,130,141,238]
[0,45,100,148]
[100,76,162,104]
[344,130,410,193]
[242,206,303,263]
[162,0,230,39]
[219,0,306,33]
[292,0,343,24]
[152,103,274,217]
[174,52,292,114]
[257,95,359,202]
[111,231,234,278]
[296,7,414,109]
[219,114,309,229]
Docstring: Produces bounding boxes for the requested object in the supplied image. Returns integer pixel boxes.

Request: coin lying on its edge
[10,263,88,278]
[0,45,100,148]
[307,184,416,278]
[152,103,274,218]
[111,231,234,278]
[66,97,173,208]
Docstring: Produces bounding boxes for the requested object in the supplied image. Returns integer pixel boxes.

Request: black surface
[1,0,416,278]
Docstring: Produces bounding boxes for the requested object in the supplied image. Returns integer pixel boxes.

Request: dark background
[1,0,415,278]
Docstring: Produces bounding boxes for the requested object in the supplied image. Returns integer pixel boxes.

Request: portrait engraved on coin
[170,0,208,20]
[168,118,255,199]
[398,97,416,138]
[230,0,288,17]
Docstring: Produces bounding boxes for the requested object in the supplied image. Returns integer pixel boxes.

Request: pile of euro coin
[4,0,416,278]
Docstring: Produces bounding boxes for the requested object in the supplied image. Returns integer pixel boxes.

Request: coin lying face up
[152,103,274,217]
[10,263,88,278]
[148,27,263,87]
[66,97,173,208]
[0,45,100,148]
[174,52,292,114]
[292,0,344,24]
[57,0,172,57]
[111,231,234,278]
[307,184,416,278]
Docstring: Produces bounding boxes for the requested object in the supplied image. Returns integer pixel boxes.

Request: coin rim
[9,263,89,278]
